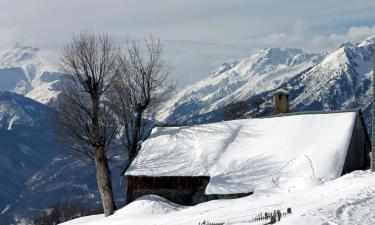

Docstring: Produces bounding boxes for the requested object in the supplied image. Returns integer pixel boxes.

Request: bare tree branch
[53,32,120,216]
[109,37,175,176]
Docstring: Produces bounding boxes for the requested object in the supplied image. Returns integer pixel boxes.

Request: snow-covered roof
[126,111,357,195]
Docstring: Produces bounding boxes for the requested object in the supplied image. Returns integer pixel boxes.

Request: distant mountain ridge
[157,36,374,130]
[157,47,324,123]
[0,92,124,225]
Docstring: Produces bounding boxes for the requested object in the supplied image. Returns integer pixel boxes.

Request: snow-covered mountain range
[0,44,62,105]
[158,36,374,130]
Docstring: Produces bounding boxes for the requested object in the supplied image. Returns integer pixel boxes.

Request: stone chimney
[274,90,289,114]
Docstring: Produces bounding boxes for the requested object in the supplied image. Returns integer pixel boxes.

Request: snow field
[61,170,375,225]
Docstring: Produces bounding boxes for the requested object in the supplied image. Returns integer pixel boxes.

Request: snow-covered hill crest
[0,45,62,105]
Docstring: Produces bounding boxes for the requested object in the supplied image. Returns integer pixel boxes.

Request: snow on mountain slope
[0,44,62,105]
[158,48,323,123]
[61,170,375,225]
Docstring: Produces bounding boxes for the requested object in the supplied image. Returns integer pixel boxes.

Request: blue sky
[0,0,374,85]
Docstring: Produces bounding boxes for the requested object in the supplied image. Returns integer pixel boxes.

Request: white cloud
[329,25,375,42]
[0,28,19,49]
[258,19,306,46]
[259,33,302,45]
[294,18,305,35]
[0,0,374,85]
[257,24,375,53]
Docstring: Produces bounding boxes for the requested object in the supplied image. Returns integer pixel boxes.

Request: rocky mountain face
[0,45,62,105]
[158,36,374,132]
[0,92,125,225]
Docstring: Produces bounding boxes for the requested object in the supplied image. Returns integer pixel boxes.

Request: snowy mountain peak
[339,42,354,48]
[209,61,239,77]
[1,44,41,68]
[0,44,62,105]
[239,47,316,76]
[357,35,375,47]
[254,47,304,60]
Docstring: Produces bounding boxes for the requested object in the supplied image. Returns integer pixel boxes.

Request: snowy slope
[127,112,356,195]
[158,36,374,129]
[0,44,62,105]
[157,48,323,123]
[61,170,375,225]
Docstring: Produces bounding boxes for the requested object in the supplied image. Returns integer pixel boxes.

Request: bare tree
[110,38,174,178]
[222,101,249,121]
[251,97,266,118]
[54,32,120,216]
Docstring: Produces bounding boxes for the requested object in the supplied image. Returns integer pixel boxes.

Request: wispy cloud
[0,0,374,85]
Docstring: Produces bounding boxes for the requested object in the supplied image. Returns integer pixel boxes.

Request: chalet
[124,91,371,205]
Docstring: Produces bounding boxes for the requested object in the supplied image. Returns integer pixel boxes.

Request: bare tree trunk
[91,97,116,216]
[94,146,116,216]
[129,109,143,161]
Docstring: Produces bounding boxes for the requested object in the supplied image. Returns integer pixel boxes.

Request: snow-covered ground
[61,170,375,225]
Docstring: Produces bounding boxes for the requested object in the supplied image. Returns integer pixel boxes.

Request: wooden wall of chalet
[126,176,210,205]
[342,112,371,174]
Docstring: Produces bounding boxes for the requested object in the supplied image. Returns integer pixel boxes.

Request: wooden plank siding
[126,176,210,205]
[126,175,252,205]
[127,176,210,191]
[342,112,371,174]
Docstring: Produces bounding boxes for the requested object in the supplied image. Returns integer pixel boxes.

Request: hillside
[0,91,62,223]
